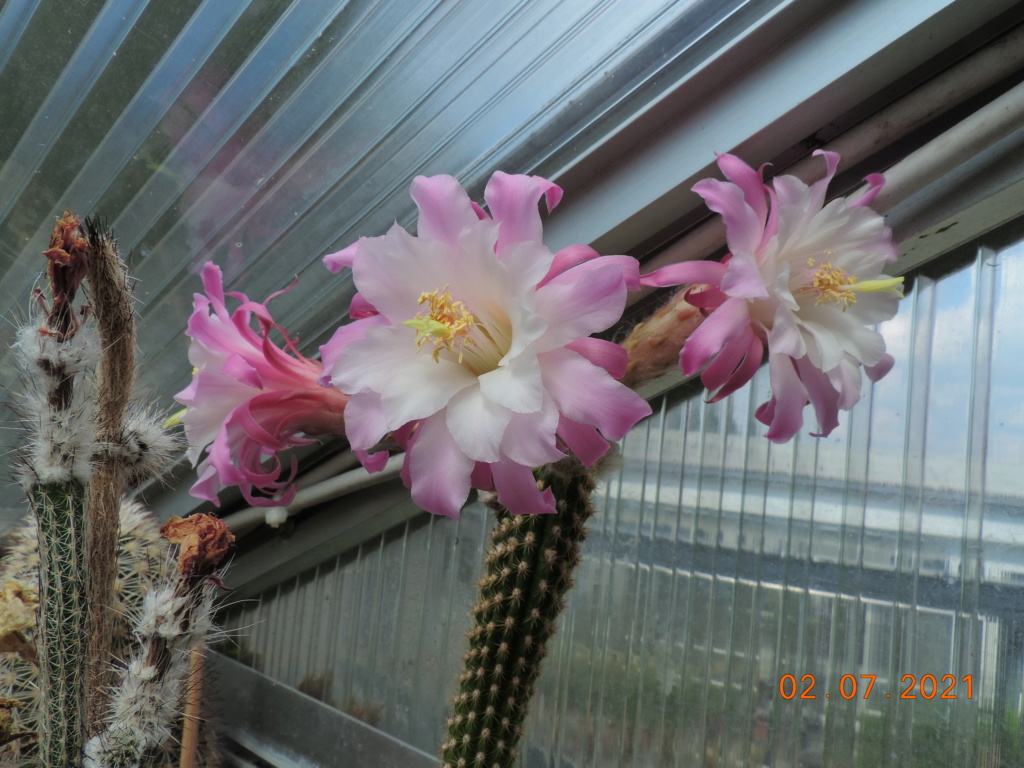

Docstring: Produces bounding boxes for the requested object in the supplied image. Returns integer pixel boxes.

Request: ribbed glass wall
[222,223,1024,766]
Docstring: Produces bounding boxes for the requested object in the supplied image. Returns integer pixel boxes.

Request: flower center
[800,255,904,309]
[404,286,477,363]
[809,258,858,307]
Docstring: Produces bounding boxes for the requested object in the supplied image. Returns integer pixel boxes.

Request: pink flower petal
[407,412,474,518]
[343,391,388,451]
[540,244,600,287]
[491,459,556,515]
[794,355,840,437]
[534,259,628,351]
[410,175,479,248]
[566,338,628,379]
[500,395,564,467]
[715,153,768,226]
[719,250,769,299]
[692,177,764,256]
[323,241,359,273]
[639,260,727,288]
[680,298,752,376]
[759,354,809,443]
[540,348,651,440]
[557,415,610,466]
[484,172,562,252]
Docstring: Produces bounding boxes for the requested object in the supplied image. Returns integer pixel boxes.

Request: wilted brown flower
[40,210,89,340]
[160,514,235,578]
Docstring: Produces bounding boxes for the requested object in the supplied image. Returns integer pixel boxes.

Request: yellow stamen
[403,286,477,363]
[804,258,903,309]
[164,408,187,429]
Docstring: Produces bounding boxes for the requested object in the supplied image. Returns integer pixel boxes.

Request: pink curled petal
[356,448,390,474]
[639,260,727,289]
[491,460,557,515]
[865,352,895,382]
[471,201,489,221]
[680,298,751,376]
[557,415,610,466]
[714,334,764,402]
[794,356,841,438]
[323,241,360,273]
[407,412,474,518]
[541,244,601,286]
[692,177,764,256]
[539,348,652,440]
[535,175,563,212]
[471,462,494,492]
[566,338,628,379]
[484,172,562,251]
[702,331,758,401]
[344,391,388,451]
[720,250,769,299]
[349,292,378,319]
[200,262,228,309]
[807,149,841,210]
[849,173,886,208]
[760,354,809,443]
[715,153,768,225]
[410,175,479,248]
[221,353,264,390]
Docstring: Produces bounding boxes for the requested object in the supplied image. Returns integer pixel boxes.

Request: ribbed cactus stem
[33,480,88,768]
[442,458,595,768]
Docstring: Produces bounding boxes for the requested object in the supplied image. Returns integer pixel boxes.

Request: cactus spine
[442,457,596,768]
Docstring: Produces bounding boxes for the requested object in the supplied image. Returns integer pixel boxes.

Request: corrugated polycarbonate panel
[0,0,772,530]
[221,223,1024,766]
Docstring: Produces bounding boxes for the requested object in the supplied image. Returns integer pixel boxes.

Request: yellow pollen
[403,286,477,362]
[810,260,858,308]
[802,256,904,309]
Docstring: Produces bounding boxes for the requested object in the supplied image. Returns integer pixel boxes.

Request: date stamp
[779,674,973,700]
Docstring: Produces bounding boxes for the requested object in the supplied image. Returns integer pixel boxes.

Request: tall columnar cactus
[441,457,596,768]
[16,212,96,768]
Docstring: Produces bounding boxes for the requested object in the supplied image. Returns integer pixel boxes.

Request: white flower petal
[477,349,544,414]
[446,386,513,463]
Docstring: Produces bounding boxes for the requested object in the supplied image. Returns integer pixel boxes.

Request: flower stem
[441,458,595,768]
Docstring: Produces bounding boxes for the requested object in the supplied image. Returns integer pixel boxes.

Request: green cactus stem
[441,457,596,768]
[33,481,88,768]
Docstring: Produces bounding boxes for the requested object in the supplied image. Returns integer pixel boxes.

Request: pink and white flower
[641,151,902,442]
[320,172,651,517]
[176,263,349,507]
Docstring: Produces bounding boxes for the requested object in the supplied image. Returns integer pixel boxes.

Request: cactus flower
[641,151,902,442]
[320,172,651,517]
[176,263,349,507]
